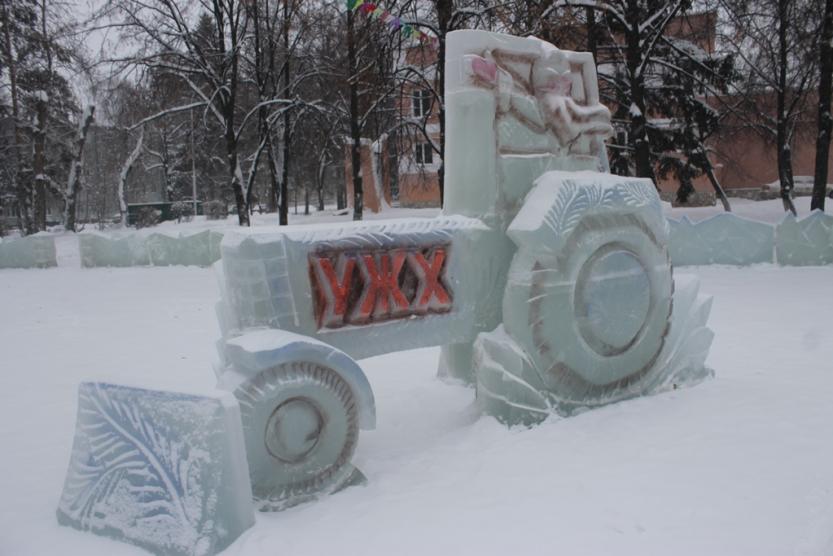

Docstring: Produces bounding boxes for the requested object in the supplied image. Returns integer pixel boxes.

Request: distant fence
[78,230,225,268]
[1,211,832,269]
[668,210,833,267]
[0,234,57,269]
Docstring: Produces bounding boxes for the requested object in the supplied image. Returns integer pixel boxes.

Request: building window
[415,143,433,165]
[412,89,432,118]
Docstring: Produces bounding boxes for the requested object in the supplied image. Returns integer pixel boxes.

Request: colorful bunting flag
[347,2,439,48]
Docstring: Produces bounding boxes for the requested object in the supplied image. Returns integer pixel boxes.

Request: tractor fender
[220,329,376,430]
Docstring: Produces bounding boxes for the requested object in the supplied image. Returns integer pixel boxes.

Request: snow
[663,195,824,224]
[1,263,833,555]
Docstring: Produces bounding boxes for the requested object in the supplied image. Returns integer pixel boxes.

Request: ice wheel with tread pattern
[232,361,360,511]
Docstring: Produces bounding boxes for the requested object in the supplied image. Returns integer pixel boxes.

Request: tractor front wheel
[233,361,360,510]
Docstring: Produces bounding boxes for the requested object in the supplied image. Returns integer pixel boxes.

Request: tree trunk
[586,7,598,63]
[812,0,833,211]
[347,7,363,221]
[436,0,452,207]
[317,182,325,211]
[223,99,249,226]
[33,96,48,231]
[777,0,797,215]
[694,143,731,212]
[279,0,291,226]
[224,112,249,226]
[160,137,172,202]
[705,163,731,212]
[118,126,144,227]
[215,0,248,227]
[675,164,695,205]
[280,124,290,225]
[266,132,280,212]
[625,0,655,184]
[317,150,327,211]
[229,151,250,226]
[337,184,345,210]
[2,2,32,235]
[65,106,95,232]
[35,0,53,231]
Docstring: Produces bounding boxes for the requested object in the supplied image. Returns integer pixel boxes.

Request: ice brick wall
[667,210,833,267]
[79,230,224,268]
[0,234,57,268]
[774,211,833,266]
[668,214,775,266]
[3,213,833,270]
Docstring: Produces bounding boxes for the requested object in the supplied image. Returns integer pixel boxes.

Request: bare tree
[65,106,95,232]
[117,126,145,227]
[813,0,833,211]
[717,0,819,215]
[2,0,34,234]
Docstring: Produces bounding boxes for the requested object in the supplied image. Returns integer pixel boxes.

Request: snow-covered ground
[1,262,832,555]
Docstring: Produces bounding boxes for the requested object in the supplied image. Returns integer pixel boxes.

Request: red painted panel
[309,245,453,329]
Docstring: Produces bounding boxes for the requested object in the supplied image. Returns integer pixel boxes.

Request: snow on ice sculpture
[211,28,714,514]
[775,210,833,266]
[668,214,774,266]
[0,234,57,268]
[57,382,254,555]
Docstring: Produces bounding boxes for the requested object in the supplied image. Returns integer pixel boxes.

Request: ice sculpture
[57,382,254,555]
[775,210,833,266]
[0,234,57,268]
[441,30,712,420]
[210,28,713,513]
[668,214,775,266]
[79,232,150,267]
[59,30,716,550]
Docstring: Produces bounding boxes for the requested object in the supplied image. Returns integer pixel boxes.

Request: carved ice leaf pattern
[61,384,202,542]
[618,181,658,208]
[542,181,584,237]
[542,180,615,238]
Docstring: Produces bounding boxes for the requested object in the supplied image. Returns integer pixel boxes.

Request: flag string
[346,0,439,48]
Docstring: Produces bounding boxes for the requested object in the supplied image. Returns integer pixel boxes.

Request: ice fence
[0,234,56,268]
[78,229,224,268]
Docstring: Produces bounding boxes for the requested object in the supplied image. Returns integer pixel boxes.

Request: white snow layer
[1,265,832,555]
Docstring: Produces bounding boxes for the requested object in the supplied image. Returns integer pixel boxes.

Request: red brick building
[345,15,832,210]
[344,43,443,212]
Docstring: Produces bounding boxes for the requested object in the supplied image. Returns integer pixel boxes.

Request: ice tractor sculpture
[58,30,713,554]
[214,29,713,508]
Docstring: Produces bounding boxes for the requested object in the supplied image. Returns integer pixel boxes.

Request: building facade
[345,15,832,211]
